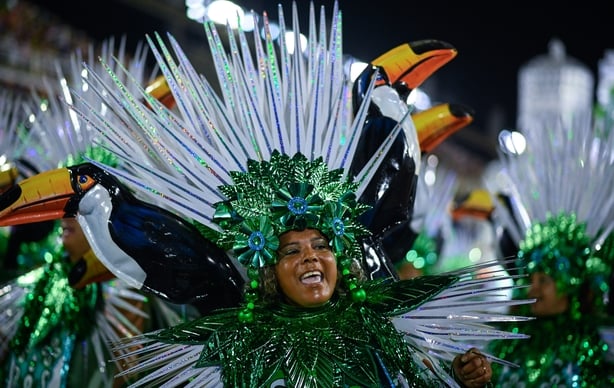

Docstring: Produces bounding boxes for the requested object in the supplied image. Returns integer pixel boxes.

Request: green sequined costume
[490,312,614,387]
[42,2,534,386]
[115,273,515,387]
[0,247,151,387]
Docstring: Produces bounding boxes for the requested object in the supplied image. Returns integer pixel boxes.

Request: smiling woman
[0,2,533,386]
[274,229,339,307]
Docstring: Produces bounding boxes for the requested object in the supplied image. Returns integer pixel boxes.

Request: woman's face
[275,228,338,307]
[527,272,569,316]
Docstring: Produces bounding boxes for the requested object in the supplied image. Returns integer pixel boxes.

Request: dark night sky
[239,1,612,133]
[28,0,612,138]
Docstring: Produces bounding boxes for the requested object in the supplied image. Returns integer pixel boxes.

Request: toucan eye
[77,174,96,191]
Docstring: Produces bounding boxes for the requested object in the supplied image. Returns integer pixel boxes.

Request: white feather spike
[0,90,29,173]
[68,1,389,228]
[492,111,614,248]
[392,262,534,367]
[412,159,458,238]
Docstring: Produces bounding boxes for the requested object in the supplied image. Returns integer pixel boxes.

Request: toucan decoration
[0,163,245,312]
[349,40,473,279]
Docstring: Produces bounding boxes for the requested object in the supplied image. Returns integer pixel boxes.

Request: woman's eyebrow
[278,241,300,250]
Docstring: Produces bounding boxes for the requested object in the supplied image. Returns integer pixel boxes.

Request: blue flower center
[332,217,345,236]
[288,197,308,215]
[248,231,265,251]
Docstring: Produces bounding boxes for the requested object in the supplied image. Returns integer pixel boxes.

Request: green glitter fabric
[63,145,119,169]
[489,313,614,386]
[14,221,62,273]
[0,251,101,387]
[516,212,612,316]
[132,275,458,387]
[8,257,99,354]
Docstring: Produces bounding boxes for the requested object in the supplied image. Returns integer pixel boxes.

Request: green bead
[238,309,253,323]
[351,288,366,302]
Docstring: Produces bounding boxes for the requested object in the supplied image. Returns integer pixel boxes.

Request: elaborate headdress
[212,151,371,313]
[486,111,614,315]
[80,1,417,318]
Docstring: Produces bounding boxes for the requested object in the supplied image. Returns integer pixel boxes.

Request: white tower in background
[597,50,614,108]
[516,38,594,132]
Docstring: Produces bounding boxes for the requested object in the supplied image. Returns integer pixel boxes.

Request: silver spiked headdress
[75,1,418,314]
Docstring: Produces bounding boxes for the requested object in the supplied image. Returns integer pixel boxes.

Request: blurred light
[186,4,206,21]
[424,169,436,186]
[407,87,431,111]
[498,129,526,155]
[349,61,367,82]
[261,22,280,41]
[426,154,439,168]
[38,100,48,112]
[468,247,482,262]
[240,11,256,31]
[284,31,308,54]
[79,69,89,92]
[206,0,244,29]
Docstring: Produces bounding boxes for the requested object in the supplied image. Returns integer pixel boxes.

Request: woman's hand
[452,347,492,387]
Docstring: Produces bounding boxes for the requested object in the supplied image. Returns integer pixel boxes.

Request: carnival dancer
[0,2,532,387]
[485,106,614,386]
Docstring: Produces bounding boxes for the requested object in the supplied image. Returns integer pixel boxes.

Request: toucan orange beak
[0,164,19,192]
[451,189,494,222]
[69,249,115,289]
[0,168,75,226]
[145,75,176,110]
[371,40,457,89]
[414,103,474,152]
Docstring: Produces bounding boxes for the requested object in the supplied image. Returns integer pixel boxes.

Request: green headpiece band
[212,151,370,269]
[517,212,611,313]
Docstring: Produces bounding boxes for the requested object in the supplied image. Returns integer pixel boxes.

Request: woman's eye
[281,249,298,256]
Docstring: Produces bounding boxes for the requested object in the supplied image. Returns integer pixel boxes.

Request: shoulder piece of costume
[33,1,533,386]
[114,263,529,387]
